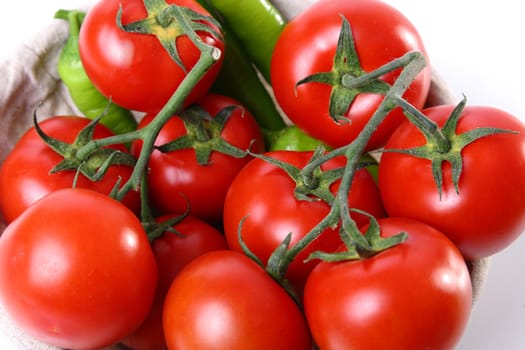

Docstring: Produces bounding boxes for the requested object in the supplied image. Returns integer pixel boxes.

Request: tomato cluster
[0,0,524,349]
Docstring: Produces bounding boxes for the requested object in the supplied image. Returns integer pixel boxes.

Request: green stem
[282,50,427,265]
[76,46,221,201]
[76,131,142,156]
[301,51,426,175]
[332,51,427,252]
[393,95,451,153]
[115,47,221,200]
[341,52,417,89]
[269,200,343,282]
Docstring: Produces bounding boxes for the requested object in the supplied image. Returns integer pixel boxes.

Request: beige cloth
[0,0,488,349]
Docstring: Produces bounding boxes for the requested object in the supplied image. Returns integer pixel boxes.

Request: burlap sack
[0,0,488,348]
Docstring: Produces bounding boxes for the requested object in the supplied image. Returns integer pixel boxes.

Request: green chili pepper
[210,26,285,132]
[54,9,138,135]
[197,0,285,83]
[195,0,286,134]
[269,126,331,152]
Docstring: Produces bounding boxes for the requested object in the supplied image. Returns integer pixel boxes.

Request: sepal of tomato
[155,104,249,165]
[0,116,140,223]
[33,113,136,182]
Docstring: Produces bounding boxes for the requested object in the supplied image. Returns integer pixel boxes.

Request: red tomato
[0,188,157,350]
[379,105,525,260]
[0,116,139,223]
[121,215,228,350]
[223,150,385,294]
[271,0,431,151]
[163,250,312,350]
[131,93,265,224]
[79,0,224,113]
[304,217,472,350]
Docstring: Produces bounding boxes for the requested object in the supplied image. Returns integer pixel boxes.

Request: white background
[0,0,524,349]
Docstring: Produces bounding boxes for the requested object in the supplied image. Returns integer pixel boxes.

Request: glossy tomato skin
[121,215,228,350]
[304,217,472,350]
[379,105,525,260]
[0,188,157,350]
[79,0,224,113]
[0,116,139,223]
[223,150,385,294]
[163,250,312,350]
[131,94,265,224]
[271,0,431,151]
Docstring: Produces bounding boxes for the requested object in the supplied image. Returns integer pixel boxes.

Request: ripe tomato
[163,250,312,350]
[79,0,224,113]
[379,105,525,260]
[304,217,472,350]
[121,215,228,350]
[131,93,265,224]
[223,150,385,294]
[0,188,157,350]
[0,116,139,223]
[271,0,431,151]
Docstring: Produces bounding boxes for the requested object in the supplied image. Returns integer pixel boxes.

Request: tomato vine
[34,0,519,302]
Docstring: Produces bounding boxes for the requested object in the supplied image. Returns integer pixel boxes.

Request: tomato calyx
[138,164,192,242]
[316,210,408,262]
[296,15,390,123]
[156,104,248,164]
[249,147,344,204]
[117,0,223,71]
[143,211,189,241]
[33,112,136,183]
[385,96,518,198]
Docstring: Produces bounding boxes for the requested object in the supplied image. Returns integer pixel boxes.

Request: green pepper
[54,9,138,135]
[269,126,331,152]
[197,0,286,83]
[195,0,286,136]
[209,23,285,132]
